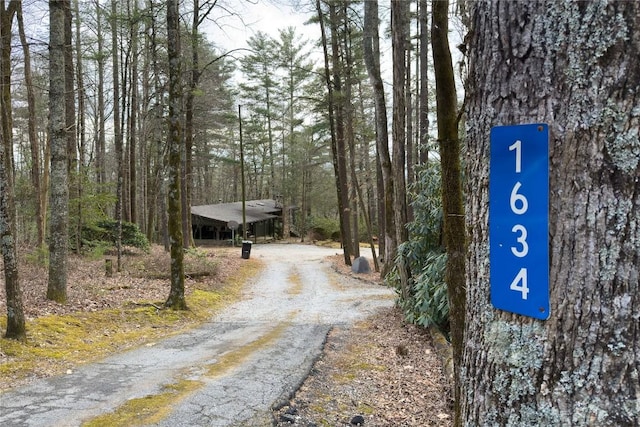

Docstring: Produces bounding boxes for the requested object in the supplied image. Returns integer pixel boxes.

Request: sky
[201,0,319,55]
[200,0,464,97]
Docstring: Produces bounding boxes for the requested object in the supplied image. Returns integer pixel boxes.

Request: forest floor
[0,243,453,426]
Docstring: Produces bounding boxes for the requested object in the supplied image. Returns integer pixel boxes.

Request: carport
[191,199,282,244]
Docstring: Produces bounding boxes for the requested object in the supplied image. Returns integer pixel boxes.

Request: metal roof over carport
[191,199,281,225]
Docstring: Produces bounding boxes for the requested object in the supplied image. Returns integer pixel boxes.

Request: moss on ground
[79,312,297,427]
[0,257,263,392]
[81,379,204,427]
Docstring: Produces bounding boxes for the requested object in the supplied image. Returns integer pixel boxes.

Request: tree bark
[164,0,187,310]
[0,1,18,187]
[182,0,200,249]
[431,1,465,424]
[128,0,139,229]
[47,0,69,303]
[463,2,640,425]
[418,0,429,165]
[95,0,106,186]
[391,0,410,290]
[111,0,123,272]
[341,2,359,259]
[329,1,353,264]
[316,0,352,265]
[17,3,44,248]
[1,0,24,340]
[74,0,86,255]
[63,0,78,253]
[363,0,394,274]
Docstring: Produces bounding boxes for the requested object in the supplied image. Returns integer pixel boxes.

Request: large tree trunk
[329,2,353,264]
[390,0,410,290]
[0,0,24,340]
[463,2,640,425]
[363,0,394,275]
[342,2,359,259]
[111,0,124,272]
[316,0,352,265]
[164,0,186,310]
[431,0,465,423]
[47,0,69,303]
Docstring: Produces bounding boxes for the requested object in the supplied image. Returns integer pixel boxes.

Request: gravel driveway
[0,243,394,427]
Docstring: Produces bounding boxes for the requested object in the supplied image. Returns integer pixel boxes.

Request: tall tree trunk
[129,0,139,228]
[111,0,123,271]
[316,0,352,265]
[363,0,394,275]
[328,1,353,264]
[74,0,85,254]
[418,0,430,165]
[145,0,162,244]
[17,3,44,248]
[0,1,16,186]
[0,0,24,340]
[0,133,22,339]
[183,0,200,248]
[405,25,414,224]
[432,1,465,424]
[391,0,410,292]
[95,0,106,185]
[164,0,186,310]
[63,0,78,253]
[47,0,69,303]
[342,1,359,259]
[463,2,639,425]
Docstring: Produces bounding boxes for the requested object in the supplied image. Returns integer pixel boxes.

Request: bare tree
[17,3,45,249]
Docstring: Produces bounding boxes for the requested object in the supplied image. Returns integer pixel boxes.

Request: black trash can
[241,240,252,259]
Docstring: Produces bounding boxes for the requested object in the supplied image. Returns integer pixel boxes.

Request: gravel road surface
[0,243,394,427]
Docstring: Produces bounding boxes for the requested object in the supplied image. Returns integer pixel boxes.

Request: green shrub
[390,162,450,336]
[396,250,449,333]
[308,216,340,241]
[81,220,150,252]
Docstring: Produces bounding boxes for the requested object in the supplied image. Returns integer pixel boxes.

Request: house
[191,199,282,243]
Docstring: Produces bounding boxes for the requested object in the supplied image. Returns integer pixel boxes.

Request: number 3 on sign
[489,123,549,320]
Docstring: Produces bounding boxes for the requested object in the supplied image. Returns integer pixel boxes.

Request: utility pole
[238,105,247,240]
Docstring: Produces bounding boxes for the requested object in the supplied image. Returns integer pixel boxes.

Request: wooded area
[0,1,638,425]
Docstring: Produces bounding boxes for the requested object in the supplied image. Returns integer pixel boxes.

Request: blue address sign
[489,123,550,320]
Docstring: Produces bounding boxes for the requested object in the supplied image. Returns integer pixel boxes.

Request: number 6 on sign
[489,123,550,320]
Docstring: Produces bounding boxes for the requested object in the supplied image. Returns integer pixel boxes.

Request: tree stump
[105,259,113,277]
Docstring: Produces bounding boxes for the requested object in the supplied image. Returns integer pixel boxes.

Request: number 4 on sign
[510,268,529,300]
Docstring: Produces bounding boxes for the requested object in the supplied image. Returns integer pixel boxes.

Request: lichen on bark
[463,1,639,425]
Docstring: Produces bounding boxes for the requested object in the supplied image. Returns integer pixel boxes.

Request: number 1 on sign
[509,140,522,173]
[510,268,529,299]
